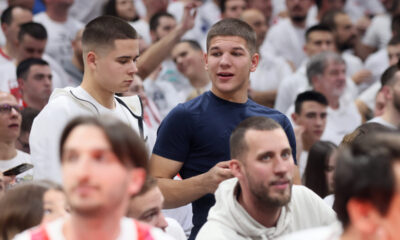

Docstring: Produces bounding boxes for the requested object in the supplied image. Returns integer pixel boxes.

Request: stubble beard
[248,175,292,208]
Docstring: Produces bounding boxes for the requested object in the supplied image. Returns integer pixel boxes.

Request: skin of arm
[150,154,233,208]
[136,1,198,80]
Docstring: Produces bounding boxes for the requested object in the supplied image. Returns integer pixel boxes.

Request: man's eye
[211,52,222,57]
[232,52,243,56]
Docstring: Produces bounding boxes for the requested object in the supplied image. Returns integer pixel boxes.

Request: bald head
[0,91,17,103]
[241,9,268,48]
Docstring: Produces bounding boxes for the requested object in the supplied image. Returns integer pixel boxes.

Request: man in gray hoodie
[196,116,336,240]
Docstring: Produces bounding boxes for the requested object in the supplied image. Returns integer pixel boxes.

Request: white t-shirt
[278,222,343,240]
[30,86,147,182]
[344,0,385,22]
[68,0,108,24]
[266,18,307,69]
[368,116,397,129]
[14,217,174,240]
[34,12,84,67]
[130,19,151,45]
[364,48,389,87]
[0,150,33,183]
[357,81,381,111]
[362,13,392,49]
[250,52,293,91]
[299,151,309,179]
[165,217,187,240]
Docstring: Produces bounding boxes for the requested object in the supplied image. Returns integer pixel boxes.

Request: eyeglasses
[0,104,22,114]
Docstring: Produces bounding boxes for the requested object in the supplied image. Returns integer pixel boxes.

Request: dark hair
[20,107,40,133]
[0,183,48,240]
[178,39,203,51]
[388,34,400,46]
[1,6,15,25]
[18,22,47,42]
[334,132,400,228]
[230,116,282,159]
[320,10,346,30]
[305,24,332,42]
[135,176,157,197]
[207,18,257,54]
[103,0,139,22]
[16,58,49,80]
[82,15,138,54]
[59,116,148,170]
[391,14,400,34]
[149,11,174,32]
[380,65,399,87]
[294,91,328,114]
[303,141,337,198]
[341,122,392,146]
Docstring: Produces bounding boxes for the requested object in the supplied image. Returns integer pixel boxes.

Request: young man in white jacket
[196,116,336,240]
[29,16,146,182]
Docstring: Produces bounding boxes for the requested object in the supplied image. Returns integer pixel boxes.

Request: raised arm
[150,154,233,208]
[137,1,198,80]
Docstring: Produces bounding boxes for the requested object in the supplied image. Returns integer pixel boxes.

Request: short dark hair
[294,91,328,114]
[305,24,332,42]
[59,116,148,171]
[178,39,202,51]
[381,65,399,86]
[303,141,337,198]
[20,107,40,133]
[388,34,400,46]
[391,14,400,34]
[230,116,282,160]
[16,58,49,80]
[149,11,175,32]
[320,10,346,30]
[1,6,15,25]
[18,22,47,42]
[207,18,257,54]
[334,132,400,229]
[341,122,392,146]
[82,15,138,55]
[135,176,157,197]
[102,0,138,21]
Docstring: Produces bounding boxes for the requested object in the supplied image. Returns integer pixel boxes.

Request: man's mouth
[217,72,234,80]
[8,123,19,129]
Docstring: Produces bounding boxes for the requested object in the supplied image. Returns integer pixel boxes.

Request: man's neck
[290,18,306,29]
[211,87,248,104]
[326,95,340,110]
[64,214,123,240]
[302,136,314,152]
[189,70,210,89]
[46,7,68,22]
[81,75,115,109]
[1,42,15,59]
[381,104,400,127]
[238,184,282,228]
[23,96,47,110]
[0,141,18,160]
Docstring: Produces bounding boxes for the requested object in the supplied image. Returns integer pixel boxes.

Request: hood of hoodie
[208,178,292,240]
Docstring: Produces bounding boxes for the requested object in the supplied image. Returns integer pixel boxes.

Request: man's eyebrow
[232,47,245,51]
[209,46,221,51]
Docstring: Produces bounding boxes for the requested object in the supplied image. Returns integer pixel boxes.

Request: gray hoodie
[196,178,336,240]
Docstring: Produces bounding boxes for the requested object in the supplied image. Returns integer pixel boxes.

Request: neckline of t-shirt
[207,91,249,107]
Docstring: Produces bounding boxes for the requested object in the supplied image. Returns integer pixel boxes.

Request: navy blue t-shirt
[153,91,296,239]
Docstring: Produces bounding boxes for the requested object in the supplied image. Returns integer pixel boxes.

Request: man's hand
[293,126,305,161]
[352,69,372,85]
[178,0,200,34]
[201,160,234,194]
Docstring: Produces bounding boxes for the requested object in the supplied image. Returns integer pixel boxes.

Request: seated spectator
[127,176,187,240]
[16,58,52,110]
[16,107,39,154]
[103,0,139,22]
[15,116,172,239]
[280,132,400,240]
[196,116,336,240]
[0,183,48,240]
[368,64,400,128]
[0,92,33,184]
[62,29,84,86]
[33,0,84,67]
[303,141,337,199]
[171,39,211,101]
[291,91,328,177]
[220,0,247,19]
[241,8,293,108]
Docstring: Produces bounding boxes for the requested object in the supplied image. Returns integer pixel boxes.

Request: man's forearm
[156,173,209,209]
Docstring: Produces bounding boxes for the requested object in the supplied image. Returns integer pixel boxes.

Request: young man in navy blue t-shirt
[150,18,297,240]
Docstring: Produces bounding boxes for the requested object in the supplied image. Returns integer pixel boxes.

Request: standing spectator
[150,18,296,240]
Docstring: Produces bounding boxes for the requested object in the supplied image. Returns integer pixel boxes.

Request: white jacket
[196,178,337,240]
[29,86,146,183]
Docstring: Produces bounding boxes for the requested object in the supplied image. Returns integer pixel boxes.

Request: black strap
[115,96,145,140]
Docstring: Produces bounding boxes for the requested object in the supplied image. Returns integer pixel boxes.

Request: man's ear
[291,112,299,124]
[230,159,244,179]
[347,198,382,236]
[204,52,208,71]
[128,168,146,196]
[17,78,24,90]
[86,51,97,70]
[250,53,259,72]
[1,23,7,35]
[381,86,392,101]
